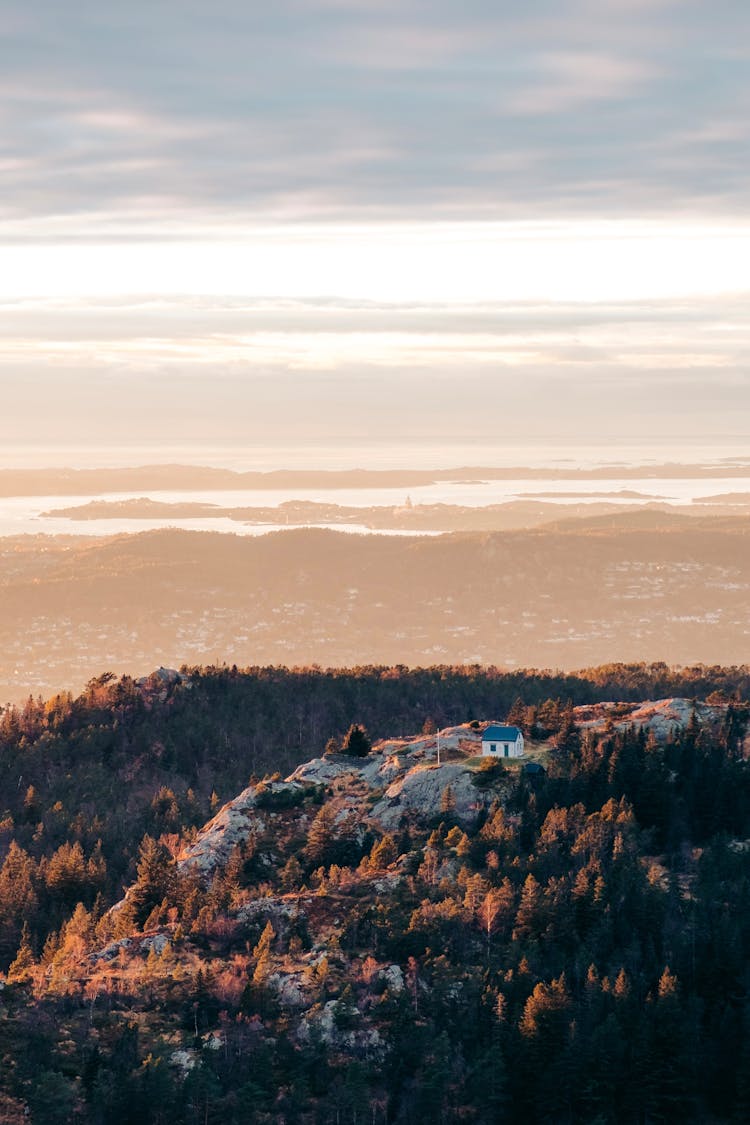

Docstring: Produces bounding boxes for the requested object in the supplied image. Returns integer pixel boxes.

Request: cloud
[2,3,748,460]
[0,0,748,230]
[2,350,746,452]
[506,52,658,114]
[1,289,748,421]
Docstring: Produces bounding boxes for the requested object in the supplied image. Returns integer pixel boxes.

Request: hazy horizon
[2,438,750,474]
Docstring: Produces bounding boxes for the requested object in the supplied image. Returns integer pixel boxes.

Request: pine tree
[513,873,544,940]
[45,841,88,908]
[342,724,371,757]
[252,921,275,984]
[0,841,38,965]
[440,784,456,814]
[477,889,502,960]
[22,784,39,823]
[280,855,303,891]
[369,833,398,869]
[7,921,35,984]
[552,710,581,767]
[127,835,173,928]
[303,802,358,867]
[506,696,526,729]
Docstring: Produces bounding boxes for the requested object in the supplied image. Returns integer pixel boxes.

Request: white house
[481,724,524,759]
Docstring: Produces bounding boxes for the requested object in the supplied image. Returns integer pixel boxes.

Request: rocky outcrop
[289,756,365,785]
[573,697,728,740]
[172,703,726,883]
[134,666,192,703]
[176,724,491,878]
[370,761,500,829]
[379,964,405,993]
[268,970,308,1008]
[297,999,384,1056]
[135,666,185,688]
[177,785,262,874]
[90,931,171,964]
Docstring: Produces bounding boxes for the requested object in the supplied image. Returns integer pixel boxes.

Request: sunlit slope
[1,521,749,701]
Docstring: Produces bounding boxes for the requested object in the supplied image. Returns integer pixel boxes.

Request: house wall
[481,735,524,758]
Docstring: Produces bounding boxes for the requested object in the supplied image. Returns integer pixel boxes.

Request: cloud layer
[2,291,748,449]
[3,0,750,229]
[2,2,749,460]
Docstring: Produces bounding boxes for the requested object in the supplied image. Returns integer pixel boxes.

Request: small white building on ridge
[481,724,524,758]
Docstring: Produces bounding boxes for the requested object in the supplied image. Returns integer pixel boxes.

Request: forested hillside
[1,661,749,920]
[0,665,749,1121]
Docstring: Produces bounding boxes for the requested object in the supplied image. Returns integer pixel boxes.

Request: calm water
[2,439,750,471]
[0,475,748,538]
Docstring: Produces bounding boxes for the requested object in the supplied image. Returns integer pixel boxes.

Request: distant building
[481,724,524,758]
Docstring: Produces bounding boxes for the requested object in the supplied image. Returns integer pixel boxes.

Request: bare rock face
[170,1048,198,1073]
[289,757,362,785]
[134,666,191,702]
[624,698,724,738]
[177,784,262,874]
[90,931,171,964]
[268,970,308,1009]
[370,761,498,830]
[380,964,405,993]
[573,697,727,740]
[297,999,384,1056]
[236,897,302,947]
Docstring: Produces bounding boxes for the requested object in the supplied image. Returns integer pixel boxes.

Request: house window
[490,743,496,753]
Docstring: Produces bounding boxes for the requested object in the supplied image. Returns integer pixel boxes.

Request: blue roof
[482,724,522,741]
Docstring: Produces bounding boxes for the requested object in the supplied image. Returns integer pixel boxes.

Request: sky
[2,0,750,464]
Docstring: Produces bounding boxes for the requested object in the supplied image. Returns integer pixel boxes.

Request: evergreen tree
[0,842,38,967]
[7,921,35,984]
[127,835,174,928]
[342,724,372,757]
[252,921,275,985]
[440,784,456,815]
[280,855,303,891]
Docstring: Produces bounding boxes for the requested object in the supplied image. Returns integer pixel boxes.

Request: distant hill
[3,459,750,496]
[36,495,685,531]
[2,521,750,700]
[41,496,750,532]
[543,507,750,532]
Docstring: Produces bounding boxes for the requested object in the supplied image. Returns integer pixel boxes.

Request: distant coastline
[38,495,750,533]
[4,460,750,498]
